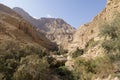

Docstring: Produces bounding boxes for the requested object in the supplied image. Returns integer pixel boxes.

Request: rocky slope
[0,4,66,80]
[13,7,75,49]
[66,0,120,60]
[65,0,120,79]
[0,4,57,50]
[38,18,75,48]
[68,0,120,52]
[13,7,46,31]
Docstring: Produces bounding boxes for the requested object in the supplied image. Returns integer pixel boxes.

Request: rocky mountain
[0,4,63,80]
[0,4,57,50]
[13,7,76,49]
[38,18,75,48]
[67,0,120,52]
[65,0,120,79]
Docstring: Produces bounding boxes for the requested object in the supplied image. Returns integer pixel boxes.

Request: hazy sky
[0,0,107,28]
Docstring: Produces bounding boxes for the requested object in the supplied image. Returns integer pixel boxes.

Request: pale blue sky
[0,0,107,28]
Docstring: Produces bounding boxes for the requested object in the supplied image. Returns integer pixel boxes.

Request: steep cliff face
[65,1,120,79]
[38,18,76,48]
[68,0,120,52]
[0,4,57,50]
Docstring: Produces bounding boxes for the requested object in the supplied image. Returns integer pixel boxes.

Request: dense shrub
[85,38,99,52]
[73,56,114,80]
[72,48,84,58]
[99,13,120,61]
[99,12,120,39]
[13,55,51,80]
[56,66,74,80]
[73,58,96,80]
[99,24,118,39]
[0,40,51,80]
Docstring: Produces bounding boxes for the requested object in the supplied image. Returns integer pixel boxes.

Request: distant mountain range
[0,4,57,50]
[13,7,76,48]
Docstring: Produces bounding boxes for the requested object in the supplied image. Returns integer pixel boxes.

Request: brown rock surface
[13,7,76,49]
[0,4,57,50]
[68,0,120,52]
[38,18,76,49]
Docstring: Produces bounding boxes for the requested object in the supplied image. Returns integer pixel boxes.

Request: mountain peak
[13,7,34,20]
[13,7,23,10]
[13,7,30,17]
[39,17,69,27]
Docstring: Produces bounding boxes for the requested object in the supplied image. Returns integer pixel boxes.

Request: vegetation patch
[72,48,84,58]
[99,12,120,62]
[73,56,114,80]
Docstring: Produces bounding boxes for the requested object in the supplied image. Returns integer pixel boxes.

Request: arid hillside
[13,7,76,49]
[68,0,120,52]
[0,4,57,50]
[65,0,120,79]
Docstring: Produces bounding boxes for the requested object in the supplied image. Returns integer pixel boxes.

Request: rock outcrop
[38,18,75,49]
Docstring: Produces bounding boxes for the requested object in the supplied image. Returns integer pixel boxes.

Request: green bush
[99,12,120,39]
[99,12,120,62]
[73,58,96,80]
[56,66,74,80]
[0,40,50,80]
[99,24,118,39]
[73,56,114,80]
[13,55,51,80]
[72,48,84,58]
[85,38,99,51]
